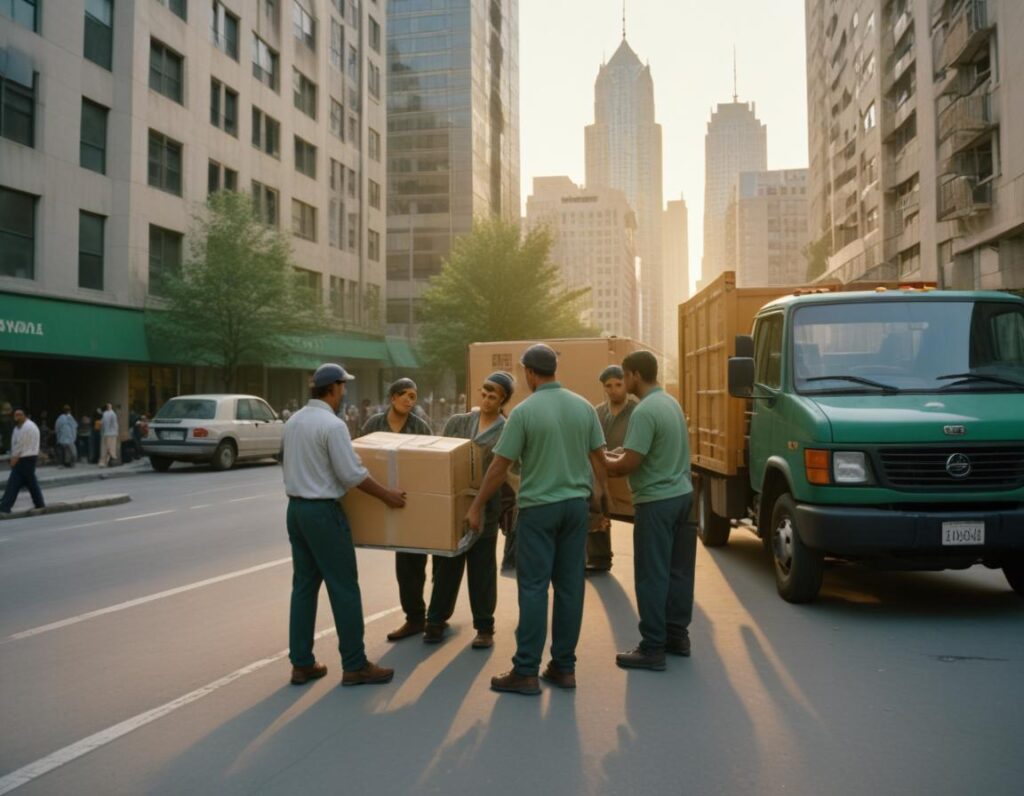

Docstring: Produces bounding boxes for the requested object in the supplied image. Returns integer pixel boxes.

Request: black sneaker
[615,646,666,671]
[422,623,446,644]
[666,635,691,657]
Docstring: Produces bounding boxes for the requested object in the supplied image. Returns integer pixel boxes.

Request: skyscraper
[584,38,663,349]
[662,197,689,361]
[385,0,520,339]
[701,101,767,285]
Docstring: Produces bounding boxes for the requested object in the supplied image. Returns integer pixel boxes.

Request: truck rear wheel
[769,493,823,603]
[697,478,731,547]
[1004,559,1024,595]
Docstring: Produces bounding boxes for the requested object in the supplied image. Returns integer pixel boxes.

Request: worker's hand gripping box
[342,432,481,556]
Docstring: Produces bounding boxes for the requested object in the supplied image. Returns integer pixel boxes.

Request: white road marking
[114,510,175,522]
[189,504,210,510]
[4,557,292,642]
[51,521,105,532]
[228,495,266,503]
[0,605,401,795]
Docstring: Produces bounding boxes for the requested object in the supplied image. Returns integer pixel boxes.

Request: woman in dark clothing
[424,371,514,648]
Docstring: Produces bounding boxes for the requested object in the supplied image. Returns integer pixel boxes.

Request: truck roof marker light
[805,449,831,485]
[875,287,888,293]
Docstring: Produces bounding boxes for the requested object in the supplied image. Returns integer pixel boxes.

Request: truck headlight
[833,451,869,484]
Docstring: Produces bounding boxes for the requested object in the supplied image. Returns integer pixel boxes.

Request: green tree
[145,191,325,391]
[419,218,594,380]
[803,233,833,282]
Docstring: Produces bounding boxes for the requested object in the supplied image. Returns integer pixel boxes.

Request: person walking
[424,371,514,649]
[0,409,45,514]
[54,405,78,468]
[89,408,102,464]
[98,403,118,467]
[587,366,640,572]
[77,415,91,463]
[360,378,434,641]
[467,344,608,695]
[604,351,696,671]
[282,363,406,687]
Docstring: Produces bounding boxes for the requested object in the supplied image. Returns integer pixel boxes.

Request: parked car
[142,395,284,472]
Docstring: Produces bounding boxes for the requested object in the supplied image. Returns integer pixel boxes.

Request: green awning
[386,337,421,369]
[277,333,390,369]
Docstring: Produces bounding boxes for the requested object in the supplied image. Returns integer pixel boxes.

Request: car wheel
[769,493,824,603]
[211,440,237,471]
[150,455,173,472]
[697,477,730,547]
[1004,558,1024,595]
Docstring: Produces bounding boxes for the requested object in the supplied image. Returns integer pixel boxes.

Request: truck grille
[878,446,1024,490]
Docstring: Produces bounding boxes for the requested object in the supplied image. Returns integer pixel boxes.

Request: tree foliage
[145,191,325,390]
[419,218,594,380]
[803,233,833,282]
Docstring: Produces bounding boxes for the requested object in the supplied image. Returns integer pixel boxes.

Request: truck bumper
[795,503,1024,557]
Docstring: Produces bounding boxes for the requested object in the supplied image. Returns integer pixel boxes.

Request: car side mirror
[735,334,754,358]
[728,357,755,398]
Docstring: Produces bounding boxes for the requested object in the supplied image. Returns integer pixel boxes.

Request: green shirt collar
[640,386,664,401]
[535,381,562,392]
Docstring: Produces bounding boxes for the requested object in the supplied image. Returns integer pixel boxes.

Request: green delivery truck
[680,271,1024,603]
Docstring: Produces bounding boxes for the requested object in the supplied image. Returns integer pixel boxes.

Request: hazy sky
[519,0,809,294]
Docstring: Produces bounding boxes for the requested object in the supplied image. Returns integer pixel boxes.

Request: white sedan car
[142,394,284,471]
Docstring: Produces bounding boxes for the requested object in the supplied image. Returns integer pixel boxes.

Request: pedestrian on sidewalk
[283,363,405,687]
[99,403,119,467]
[77,415,91,462]
[0,409,46,514]
[467,344,609,696]
[55,405,78,468]
[605,351,696,671]
[89,408,102,464]
[424,371,514,649]
[360,378,434,643]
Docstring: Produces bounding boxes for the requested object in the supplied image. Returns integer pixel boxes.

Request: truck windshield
[792,300,1024,393]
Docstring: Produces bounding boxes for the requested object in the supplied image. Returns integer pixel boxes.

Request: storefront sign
[1,318,45,336]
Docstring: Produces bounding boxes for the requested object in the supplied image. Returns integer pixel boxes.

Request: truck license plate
[942,521,984,546]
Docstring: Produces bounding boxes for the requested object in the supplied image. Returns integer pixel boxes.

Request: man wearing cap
[360,377,434,641]
[588,365,640,572]
[467,344,608,695]
[282,363,407,687]
[604,351,695,671]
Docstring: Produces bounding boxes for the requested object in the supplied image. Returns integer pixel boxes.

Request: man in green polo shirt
[467,344,608,695]
[605,350,695,670]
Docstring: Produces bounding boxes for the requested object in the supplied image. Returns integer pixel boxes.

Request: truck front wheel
[769,494,824,603]
[1003,558,1024,595]
[697,478,731,547]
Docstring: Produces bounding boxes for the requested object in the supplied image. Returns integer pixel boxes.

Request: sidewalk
[0,458,153,492]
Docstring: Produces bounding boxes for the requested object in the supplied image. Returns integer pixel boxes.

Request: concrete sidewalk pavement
[0,493,132,521]
[0,458,153,492]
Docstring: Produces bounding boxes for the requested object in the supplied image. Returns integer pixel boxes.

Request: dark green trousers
[633,493,696,653]
[513,498,589,676]
[287,498,366,672]
[426,521,498,632]
[396,551,427,624]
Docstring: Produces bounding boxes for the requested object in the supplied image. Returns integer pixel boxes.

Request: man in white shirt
[55,405,78,468]
[282,362,408,687]
[99,403,119,467]
[1,409,45,513]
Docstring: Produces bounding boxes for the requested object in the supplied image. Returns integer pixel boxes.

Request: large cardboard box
[606,475,633,519]
[342,432,480,556]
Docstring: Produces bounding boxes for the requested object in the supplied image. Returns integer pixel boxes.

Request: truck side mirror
[728,357,755,398]
[735,334,754,358]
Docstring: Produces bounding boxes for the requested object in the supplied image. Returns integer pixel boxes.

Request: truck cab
[716,285,1024,601]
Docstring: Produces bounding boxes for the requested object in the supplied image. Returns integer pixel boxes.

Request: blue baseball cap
[312,363,355,388]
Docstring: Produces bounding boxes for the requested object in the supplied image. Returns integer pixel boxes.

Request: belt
[287,495,340,502]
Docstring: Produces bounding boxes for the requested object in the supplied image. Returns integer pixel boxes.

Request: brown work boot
[490,669,541,695]
[616,646,667,671]
[423,623,446,644]
[540,662,576,689]
[387,620,425,641]
[341,660,395,687]
[290,661,328,685]
[471,631,494,649]
[666,634,692,657]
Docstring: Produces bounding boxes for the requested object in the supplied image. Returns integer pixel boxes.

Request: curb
[0,494,132,521]
[0,466,151,492]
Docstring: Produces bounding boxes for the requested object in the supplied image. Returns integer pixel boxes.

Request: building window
[293,68,317,119]
[78,211,105,291]
[1,0,39,32]
[368,179,380,210]
[347,211,357,250]
[211,1,239,60]
[330,275,345,318]
[149,40,184,104]
[368,229,380,262]
[149,224,182,297]
[863,102,876,132]
[251,180,279,226]
[347,115,359,148]
[84,0,114,70]
[156,0,187,20]
[367,60,380,100]
[80,99,108,174]
[330,98,344,141]
[0,186,35,279]
[208,160,237,195]
[292,1,316,50]
[251,35,279,91]
[148,130,182,195]
[0,72,34,147]
[369,15,381,53]
[210,78,238,135]
[346,167,357,199]
[368,128,381,162]
[347,44,358,81]
[294,136,317,179]
[291,199,316,241]
[251,107,280,157]
[330,18,344,71]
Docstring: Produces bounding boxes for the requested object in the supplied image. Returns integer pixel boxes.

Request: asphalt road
[1,464,1022,795]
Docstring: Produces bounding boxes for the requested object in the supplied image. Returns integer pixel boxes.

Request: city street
[1,464,1022,795]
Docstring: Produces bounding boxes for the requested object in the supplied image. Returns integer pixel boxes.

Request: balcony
[893,10,912,45]
[941,0,990,68]
[893,41,916,82]
[883,93,916,138]
[885,137,920,189]
[937,176,992,220]
[937,89,995,149]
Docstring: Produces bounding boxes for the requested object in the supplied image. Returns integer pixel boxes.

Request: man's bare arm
[465,455,512,531]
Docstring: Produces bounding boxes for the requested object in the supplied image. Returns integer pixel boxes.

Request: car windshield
[154,398,218,420]
[792,300,1024,393]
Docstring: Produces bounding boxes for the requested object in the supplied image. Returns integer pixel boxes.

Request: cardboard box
[606,475,634,519]
[342,432,480,556]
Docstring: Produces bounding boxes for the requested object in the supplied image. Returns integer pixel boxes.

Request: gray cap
[599,365,624,383]
[312,363,355,388]
[521,343,557,375]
